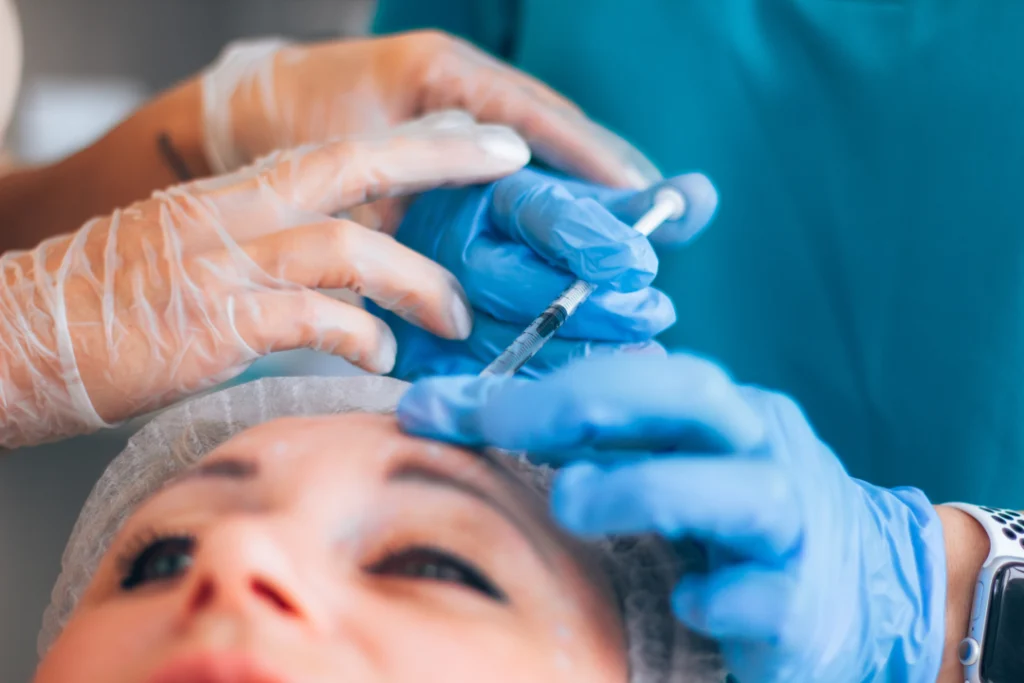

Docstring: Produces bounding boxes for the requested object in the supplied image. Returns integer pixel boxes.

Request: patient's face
[35,414,626,683]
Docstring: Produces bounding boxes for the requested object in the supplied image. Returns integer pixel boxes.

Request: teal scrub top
[375,0,1024,508]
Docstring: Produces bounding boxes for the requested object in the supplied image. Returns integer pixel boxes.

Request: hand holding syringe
[481,186,687,377]
[365,167,715,382]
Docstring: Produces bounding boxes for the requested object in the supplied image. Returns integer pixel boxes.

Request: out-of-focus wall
[7,0,374,162]
[0,2,373,680]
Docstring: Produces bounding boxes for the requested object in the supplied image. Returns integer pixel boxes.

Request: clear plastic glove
[0,119,530,449]
[370,167,717,380]
[398,354,948,683]
[201,33,659,193]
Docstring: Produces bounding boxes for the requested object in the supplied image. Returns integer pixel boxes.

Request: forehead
[223,412,418,447]
[146,413,528,521]
[205,413,467,475]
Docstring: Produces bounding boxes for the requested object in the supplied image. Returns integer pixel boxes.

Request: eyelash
[115,532,508,603]
[366,544,508,603]
[116,529,197,591]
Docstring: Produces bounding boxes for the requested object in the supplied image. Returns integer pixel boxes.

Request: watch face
[981,564,1024,683]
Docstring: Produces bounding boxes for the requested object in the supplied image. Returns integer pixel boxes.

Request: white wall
[0,2,373,680]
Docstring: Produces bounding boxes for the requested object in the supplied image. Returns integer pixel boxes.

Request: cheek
[364,605,626,683]
[33,603,174,683]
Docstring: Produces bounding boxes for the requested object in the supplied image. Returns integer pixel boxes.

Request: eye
[119,535,196,591]
[368,545,507,602]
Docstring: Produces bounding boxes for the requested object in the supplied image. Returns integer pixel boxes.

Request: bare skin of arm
[937,505,990,683]
[0,79,211,252]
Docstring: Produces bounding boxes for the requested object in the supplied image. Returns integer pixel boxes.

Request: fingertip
[371,322,398,375]
[570,117,663,189]
[475,125,532,168]
[397,375,476,441]
[337,317,396,375]
[665,172,718,214]
[651,172,719,248]
[397,374,513,445]
[556,287,676,341]
[623,288,677,337]
[447,288,474,341]
[623,164,658,191]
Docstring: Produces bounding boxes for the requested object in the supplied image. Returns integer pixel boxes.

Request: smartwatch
[947,503,1024,683]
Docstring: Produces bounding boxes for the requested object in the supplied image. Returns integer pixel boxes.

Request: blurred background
[0,1,374,680]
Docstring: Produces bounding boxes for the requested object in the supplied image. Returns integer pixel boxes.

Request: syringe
[480,187,687,377]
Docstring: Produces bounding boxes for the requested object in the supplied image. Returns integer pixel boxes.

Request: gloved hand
[201,33,658,194]
[371,167,718,380]
[0,118,530,449]
[398,354,948,683]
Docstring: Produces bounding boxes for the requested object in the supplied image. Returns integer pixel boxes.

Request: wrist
[935,505,990,683]
[50,79,208,233]
[150,78,211,180]
[0,79,210,250]
[69,77,209,178]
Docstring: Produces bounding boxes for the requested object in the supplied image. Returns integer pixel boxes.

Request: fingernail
[423,109,475,130]
[477,127,531,165]
[373,323,398,374]
[624,166,651,190]
[449,294,474,340]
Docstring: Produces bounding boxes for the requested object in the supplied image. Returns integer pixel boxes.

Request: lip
[145,651,289,683]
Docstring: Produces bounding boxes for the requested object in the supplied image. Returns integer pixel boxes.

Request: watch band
[950,503,1024,558]
[947,503,1024,683]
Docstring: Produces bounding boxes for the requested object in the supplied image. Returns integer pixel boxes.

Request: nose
[181,518,320,626]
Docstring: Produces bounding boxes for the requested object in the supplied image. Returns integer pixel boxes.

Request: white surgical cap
[38,376,723,683]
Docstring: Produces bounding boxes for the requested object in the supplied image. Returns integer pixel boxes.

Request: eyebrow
[168,452,556,564]
[390,461,556,568]
[172,457,259,484]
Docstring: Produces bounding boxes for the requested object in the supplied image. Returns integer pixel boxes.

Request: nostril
[251,578,299,616]
[190,581,215,611]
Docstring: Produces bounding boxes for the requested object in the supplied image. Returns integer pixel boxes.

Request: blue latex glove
[369,167,718,380]
[398,354,948,683]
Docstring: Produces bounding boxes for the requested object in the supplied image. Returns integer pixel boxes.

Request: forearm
[0,78,209,252]
[935,505,990,683]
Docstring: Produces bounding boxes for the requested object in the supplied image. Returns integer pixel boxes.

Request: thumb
[610,173,719,249]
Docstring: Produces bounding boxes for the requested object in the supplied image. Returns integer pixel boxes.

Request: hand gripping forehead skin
[36,377,723,683]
